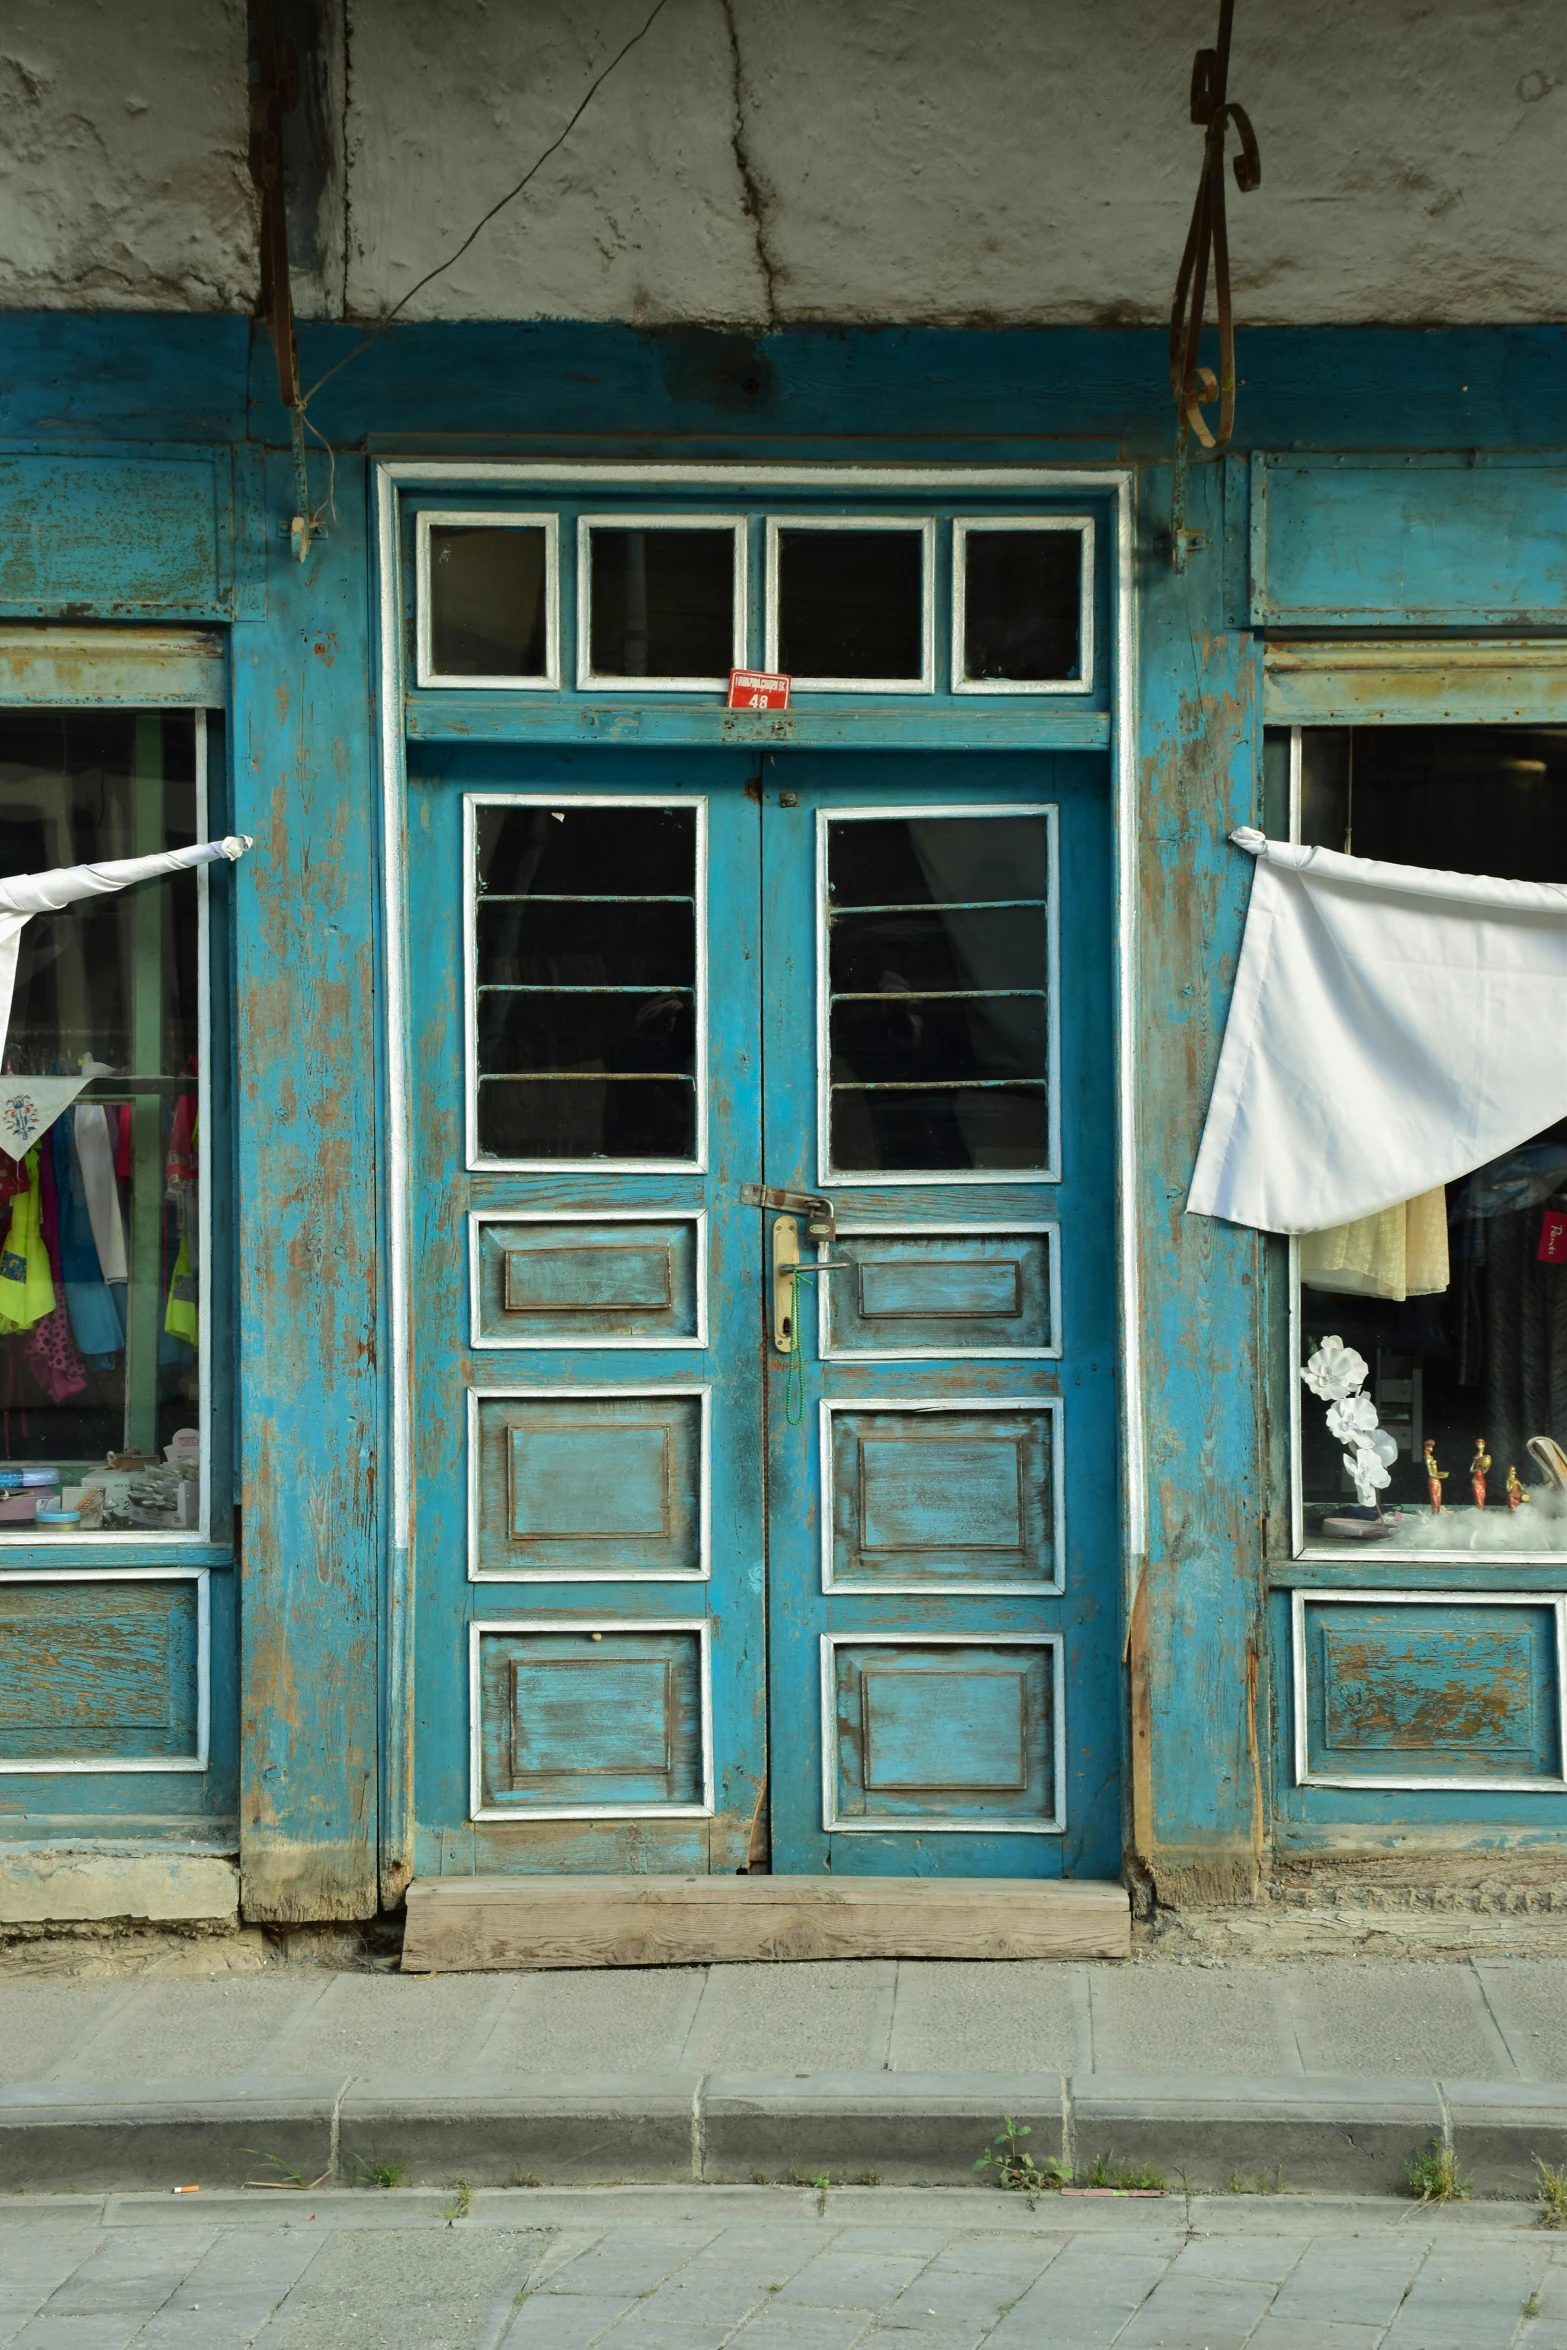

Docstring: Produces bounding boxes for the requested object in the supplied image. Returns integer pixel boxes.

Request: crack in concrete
[720,0,779,330]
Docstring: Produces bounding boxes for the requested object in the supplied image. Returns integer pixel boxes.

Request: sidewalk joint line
[693,2070,707,2183]
[1435,2075,1452,2157]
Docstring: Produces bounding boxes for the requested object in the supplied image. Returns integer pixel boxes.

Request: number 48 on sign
[727,669,791,711]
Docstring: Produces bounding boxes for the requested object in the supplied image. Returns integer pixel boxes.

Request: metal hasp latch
[739,1183,837,1241]
[739,1185,841,1353]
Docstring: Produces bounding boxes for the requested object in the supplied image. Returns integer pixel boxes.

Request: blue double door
[408,743,1119,1878]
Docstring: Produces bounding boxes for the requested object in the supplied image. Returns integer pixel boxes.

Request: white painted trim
[574,513,747,693]
[1291,1587,1567,1792]
[467,1383,711,1584]
[462,789,708,1175]
[814,801,1059,1189]
[195,708,211,1545]
[819,1629,1066,1834]
[816,1220,1062,1362]
[764,515,936,694]
[950,516,1095,696]
[467,1208,708,1351]
[374,456,1144,1846]
[469,1613,715,1820]
[0,1568,209,1774]
[1113,471,1145,1570]
[818,1394,1065,1597]
[414,509,560,691]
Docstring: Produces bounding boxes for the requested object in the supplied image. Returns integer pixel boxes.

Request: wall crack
[721,0,779,330]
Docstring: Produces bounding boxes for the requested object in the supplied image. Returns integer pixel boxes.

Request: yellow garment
[0,1148,55,1332]
[1300,1185,1449,1302]
[164,1228,197,1347]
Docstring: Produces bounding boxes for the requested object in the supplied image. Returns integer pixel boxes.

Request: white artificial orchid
[1326,1391,1379,1446]
[1343,1444,1392,1507]
[1301,1335,1370,1403]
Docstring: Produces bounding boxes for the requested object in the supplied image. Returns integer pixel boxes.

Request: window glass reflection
[428,525,550,678]
[826,814,1050,1172]
[475,803,699,1162]
[961,527,1082,684]
[1297,727,1567,1552]
[777,529,925,682]
[0,712,205,1531]
[587,528,736,680]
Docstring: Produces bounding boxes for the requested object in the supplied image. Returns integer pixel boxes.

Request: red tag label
[727,669,791,711]
[1540,1209,1567,1263]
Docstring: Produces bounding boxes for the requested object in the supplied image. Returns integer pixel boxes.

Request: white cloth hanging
[0,837,251,1074]
[1187,828,1567,1235]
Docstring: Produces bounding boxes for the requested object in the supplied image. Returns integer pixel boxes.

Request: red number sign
[727,669,791,711]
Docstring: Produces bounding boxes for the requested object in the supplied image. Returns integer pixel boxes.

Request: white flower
[1343,1443,1391,1507]
[1326,1392,1379,1445]
[1302,1335,1369,1403]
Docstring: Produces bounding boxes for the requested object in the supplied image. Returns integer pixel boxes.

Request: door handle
[739,1183,837,1240]
[767,1213,855,1354]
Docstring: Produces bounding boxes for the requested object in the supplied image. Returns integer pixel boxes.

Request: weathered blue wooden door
[407,741,1117,1878]
[758,752,1118,1876]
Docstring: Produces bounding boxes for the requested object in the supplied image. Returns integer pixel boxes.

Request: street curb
[0,2071,1560,2195]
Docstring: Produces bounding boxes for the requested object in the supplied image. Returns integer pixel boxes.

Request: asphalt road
[1,2183,1563,2348]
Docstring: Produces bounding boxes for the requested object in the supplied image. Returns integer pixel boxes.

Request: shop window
[823,808,1055,1177]
[578,519,744,689]
[417,514,557,687]
[469,797,703,1168]
[768,520,934,692]
[1291,724,1567,1555]
[0,711,216,1540]
[953,519,1092,693]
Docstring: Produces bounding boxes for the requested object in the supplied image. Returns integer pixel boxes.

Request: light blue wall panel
[475,1391,704,1580]
[474,1215,701,1345]
[0,1579,199,1763]
[826,1229,1055,1356]
[828,1638,1058,1828]
[826,1405,1058,1591]
[0,455,229,618]
[476,1625,705,1812]
[1251,455,1567,628]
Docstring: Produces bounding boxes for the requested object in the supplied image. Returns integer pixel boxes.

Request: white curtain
[1187,828,1567,1235]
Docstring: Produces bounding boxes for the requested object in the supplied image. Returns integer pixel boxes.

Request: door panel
[760,752,1119,1877]
[407,746,764,1875]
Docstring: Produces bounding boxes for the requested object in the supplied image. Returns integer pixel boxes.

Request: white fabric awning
[1187,828,1567,1235]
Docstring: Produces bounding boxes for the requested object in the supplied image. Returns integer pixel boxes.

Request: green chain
[782,1262,828,1426]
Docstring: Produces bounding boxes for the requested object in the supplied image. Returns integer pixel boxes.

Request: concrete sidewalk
[3,1954,1567,2196]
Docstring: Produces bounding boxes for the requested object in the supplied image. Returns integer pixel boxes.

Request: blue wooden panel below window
[474,1216,701,1345]
[475,1391,704,1579]
[475,1626,706,1812]
[1296,1598,1565,1787]
[825,1405,1059,1590]
[0,1578,201,1763]
[826,1228,1054,1355]
[828,1639,1059,1828]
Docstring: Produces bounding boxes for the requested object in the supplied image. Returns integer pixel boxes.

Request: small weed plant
[974,2117,1071,2194]
[1524,2289,1543,2318]
[1081,2152,1166,2193]
[442,2178,475,2222]
[1226,2165,1285,2195]
[354,2153,407,2190]
[1406,2139,1469,2204]
[1537,2160,1567,2230]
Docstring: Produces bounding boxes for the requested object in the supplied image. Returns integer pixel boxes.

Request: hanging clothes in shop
[1188,829,1567,1233]
[1300,1186,1451,1300]
[25,1138,85,1402]
[54,1115,122,1367]
[73,1103,126,1284]
[163,1092,198,1352]
[0,1150,55,1332]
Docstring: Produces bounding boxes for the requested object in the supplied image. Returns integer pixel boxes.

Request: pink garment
[113,1105,131,1181]
[26,1300,85,1402]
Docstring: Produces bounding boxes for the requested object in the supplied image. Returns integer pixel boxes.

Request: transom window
[415,506,1095,699]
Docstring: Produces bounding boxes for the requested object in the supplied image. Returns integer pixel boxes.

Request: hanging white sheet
[1187,828,1567,1235]
[0,837,251,1073]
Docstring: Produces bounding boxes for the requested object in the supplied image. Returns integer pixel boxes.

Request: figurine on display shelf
[1506,1464,1531,1511]
[1471,1437,1492,1511]
[1424,1438,1448,1513]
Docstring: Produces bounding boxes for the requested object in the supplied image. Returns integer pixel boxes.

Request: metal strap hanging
[1169,0,1261,456]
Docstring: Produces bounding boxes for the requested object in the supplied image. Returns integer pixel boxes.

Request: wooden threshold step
[401,1874,1130,1971]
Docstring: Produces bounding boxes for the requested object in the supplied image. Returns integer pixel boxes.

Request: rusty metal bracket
[1168,0,1261,564]
[248,0,324,560]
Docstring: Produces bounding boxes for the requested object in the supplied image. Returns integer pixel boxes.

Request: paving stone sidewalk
[0,2185,1562,2350]
[4,1955,1567,2197]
